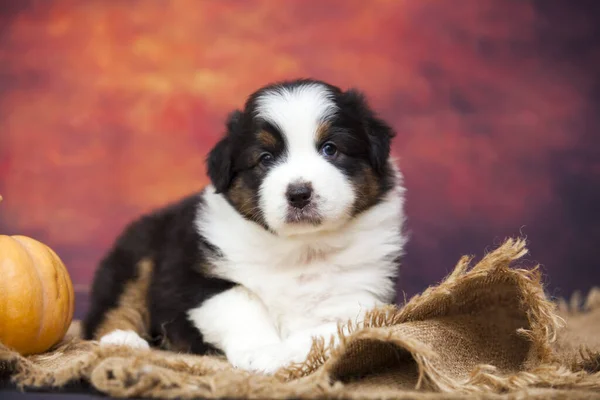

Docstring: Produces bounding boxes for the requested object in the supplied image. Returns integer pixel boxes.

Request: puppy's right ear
[206,110,242,193]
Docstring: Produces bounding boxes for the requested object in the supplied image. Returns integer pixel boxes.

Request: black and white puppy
[83,79,407,374]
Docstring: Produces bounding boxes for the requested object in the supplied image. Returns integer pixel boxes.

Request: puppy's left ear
[340,89,395,175]
[206,110,242,193]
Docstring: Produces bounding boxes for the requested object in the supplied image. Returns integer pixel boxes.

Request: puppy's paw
[99,329,150,350]
[228,342,311,375]
[228,347,284,374]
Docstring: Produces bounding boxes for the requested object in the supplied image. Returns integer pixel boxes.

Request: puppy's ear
[340,89,395,175]
[206,110,242,193]
[365,109,395,175]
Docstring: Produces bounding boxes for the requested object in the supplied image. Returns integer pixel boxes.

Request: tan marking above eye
[257,130,278,148]
[315,122,330,144]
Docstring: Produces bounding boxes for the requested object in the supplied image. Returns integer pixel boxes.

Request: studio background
[1,0,599,319]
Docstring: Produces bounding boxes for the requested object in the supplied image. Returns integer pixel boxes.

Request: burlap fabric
[1,239,599,399]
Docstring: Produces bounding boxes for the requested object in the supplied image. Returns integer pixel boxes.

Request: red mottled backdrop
[1,0,599,318]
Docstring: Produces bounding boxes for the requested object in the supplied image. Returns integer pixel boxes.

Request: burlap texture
[1,239,599,399]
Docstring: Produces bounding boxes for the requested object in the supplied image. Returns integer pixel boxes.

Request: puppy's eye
[259,152,274,166]
[320,142,338,158]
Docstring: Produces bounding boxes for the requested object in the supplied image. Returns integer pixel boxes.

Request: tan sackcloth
[1,239,599,399]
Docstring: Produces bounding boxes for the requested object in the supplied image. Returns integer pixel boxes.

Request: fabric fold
[1,238,599,399]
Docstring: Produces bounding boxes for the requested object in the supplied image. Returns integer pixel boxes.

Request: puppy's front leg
[187,286,282,371]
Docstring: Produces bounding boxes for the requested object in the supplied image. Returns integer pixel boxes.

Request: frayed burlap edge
[557,287,600,316]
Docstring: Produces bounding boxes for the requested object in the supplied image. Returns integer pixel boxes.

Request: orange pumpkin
[0,195,75,355]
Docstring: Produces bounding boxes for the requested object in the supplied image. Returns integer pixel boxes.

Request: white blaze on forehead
[255,83,355,236]
[254,83,338,150]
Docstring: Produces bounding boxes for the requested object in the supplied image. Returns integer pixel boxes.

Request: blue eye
[259,152,274,165]
[320,142,338,158]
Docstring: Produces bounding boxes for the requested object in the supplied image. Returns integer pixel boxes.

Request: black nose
[286,182,313,209]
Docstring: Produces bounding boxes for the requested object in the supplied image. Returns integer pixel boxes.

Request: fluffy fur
[83,79,407,374]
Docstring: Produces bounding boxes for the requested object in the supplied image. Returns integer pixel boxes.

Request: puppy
[82,79,407,374]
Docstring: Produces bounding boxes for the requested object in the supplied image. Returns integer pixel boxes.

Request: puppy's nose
[286,182,313,209]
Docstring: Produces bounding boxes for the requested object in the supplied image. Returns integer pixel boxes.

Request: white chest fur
[194,183,406,338]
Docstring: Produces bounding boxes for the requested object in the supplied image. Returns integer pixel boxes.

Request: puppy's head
[207,79,396,236]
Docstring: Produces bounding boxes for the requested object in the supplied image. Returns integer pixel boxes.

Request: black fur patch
[83,193,235,354]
